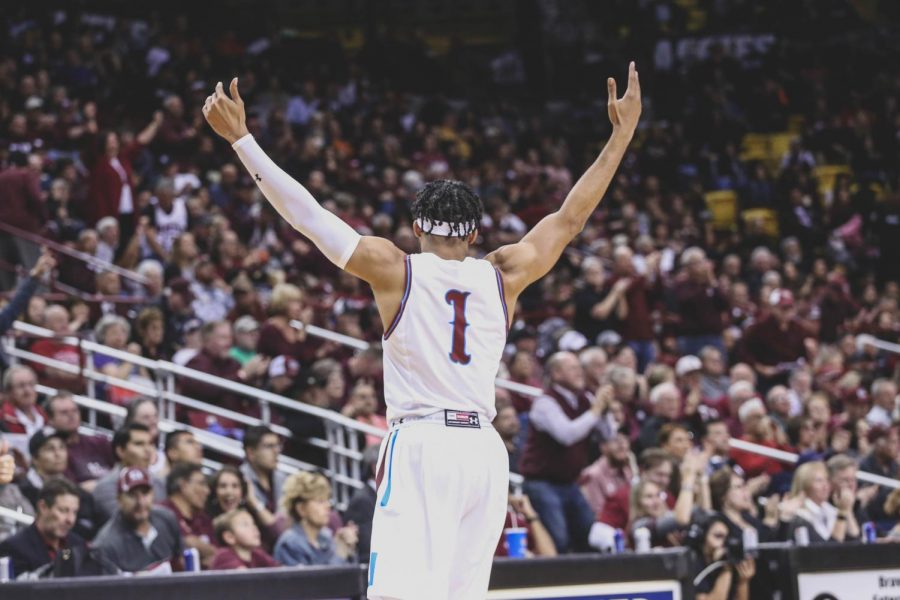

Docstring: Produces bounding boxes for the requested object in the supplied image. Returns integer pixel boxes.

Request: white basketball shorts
[367,412,509,600]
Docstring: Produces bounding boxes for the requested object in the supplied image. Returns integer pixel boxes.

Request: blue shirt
[273,524,352,567]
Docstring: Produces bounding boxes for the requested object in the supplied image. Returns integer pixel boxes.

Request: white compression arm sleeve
[231,134,361,269]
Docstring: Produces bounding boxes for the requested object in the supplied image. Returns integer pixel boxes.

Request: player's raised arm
[202,79,405,289]
[487,62,641,298]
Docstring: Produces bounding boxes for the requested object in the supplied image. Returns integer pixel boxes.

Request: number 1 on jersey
[445,290,471,365]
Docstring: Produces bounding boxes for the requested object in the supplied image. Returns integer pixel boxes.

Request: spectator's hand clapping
[0,440,14,485]
[592,384,614,416]
[778,493,805,521]
[834,485,855,513]
[335,522,359,558]
[856,485,879,508]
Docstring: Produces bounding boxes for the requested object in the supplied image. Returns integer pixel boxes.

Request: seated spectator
[636,382,682,453]
[208,465,285,552]
[495,492,557,558]
[47,392,114,490]
[1,364,47,436]
[519,352,609,553]
[0,479,86,578]
[858,425,899,525]
[124,397,165,475]
[93,467,184,573]
[690,513,756,600]
[133,306,168,362]
[159,462,217,567]
[600,448,675,530]
[784,461,860,543]
[884,489,900,539]
[274,471,358,566]
[698,346,730,403]
[92,314,144,406]
[709,466,779,542]
[673,247,728,357]
[19,428,97,538]
[256,283,314,363]
[493,402,522,473]
[28,305,84,392]
[229,315,260,366]
[700,419,732,473]
[866,378,897,428]
[240,425,287,514]
[340,380,388,448]
[0,434,35,542]
[728,399,792,481]
[210,508,280,570]
[164,429,204,469]
[579,431,634,519]
[341,445,380,561]
[285,370,331,468]
[181,320,270,427]
[92,423,165,523]
[826,454,876,528]
[659,422,693,461]
[628,449,710,548]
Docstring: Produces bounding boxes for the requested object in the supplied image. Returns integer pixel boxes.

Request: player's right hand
[203,78,249,145]
[607,61,641,135]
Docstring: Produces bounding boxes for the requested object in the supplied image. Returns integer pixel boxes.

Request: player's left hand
[203,78,249,145]
[607,61,641,135]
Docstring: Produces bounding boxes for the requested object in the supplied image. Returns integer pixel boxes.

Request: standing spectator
[740,289,814,388]
[1,364,47,436]
[210,509,280,570]
[256,283,313,363]
[92,423,165,523]
[160,462,217,567]
[866,379,897,428]
[239,425,287,514]
[519,352,610,552]
[0,154,45,289]
[47,391,114,490]
[672,247,728,357]
[93,467,184,573]
[610,246,660,371]
[784,461,860,543]
[579,431,634,519]
[144,177,190,255]
[341,445,380,561]
[698,346,730,403]
[19,428,97,539]
[0,479,86,577]
[274,471,358,566]
[28,304,83,392]
[0,248,55,333]
[573,257,628,343]
[190,255,234,323]
[580,347,609,391]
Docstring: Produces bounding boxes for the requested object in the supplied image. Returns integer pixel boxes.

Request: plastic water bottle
[793,526,809,547]
[633,527,651,553]
[0,556,13,583]
[613,528,625,553]
[862,521,877,543]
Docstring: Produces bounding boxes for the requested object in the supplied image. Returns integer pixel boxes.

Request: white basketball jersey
[382,252,509,421]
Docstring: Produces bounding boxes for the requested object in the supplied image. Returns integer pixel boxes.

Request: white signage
[486,580,680,600]
[798,569,900,600]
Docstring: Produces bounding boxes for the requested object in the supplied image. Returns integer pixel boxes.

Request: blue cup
[504,527,528,559]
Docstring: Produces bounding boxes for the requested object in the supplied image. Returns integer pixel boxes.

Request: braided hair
[412,179,483,238]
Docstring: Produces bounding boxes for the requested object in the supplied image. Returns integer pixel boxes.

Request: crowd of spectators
[0,0,899,592]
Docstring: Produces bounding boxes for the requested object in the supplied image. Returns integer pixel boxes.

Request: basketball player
[203,62,641,599]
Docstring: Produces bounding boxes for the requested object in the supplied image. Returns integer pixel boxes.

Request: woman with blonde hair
[273,471,358,566]
[784,460,859,543]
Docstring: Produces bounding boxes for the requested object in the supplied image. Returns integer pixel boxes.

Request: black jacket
[342,482,376,561]
[0,523,86,578]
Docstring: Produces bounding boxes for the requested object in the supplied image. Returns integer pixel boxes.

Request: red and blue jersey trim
[383,255,412,340]
[494,267,510,333]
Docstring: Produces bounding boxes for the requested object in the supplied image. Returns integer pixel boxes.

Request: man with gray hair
[95,216,120,264]
[1,364,46,436]
[867,379,898,428]
[636,382,682,453]
[579,346,608,390]
[519,352,612,553]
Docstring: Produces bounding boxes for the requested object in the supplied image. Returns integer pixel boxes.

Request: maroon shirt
[182,350,258,418]
[672,278,727,336]
[210,547,279,570]
[64,433,115,483]
[159,499,216,545]
[611,275,657,342]
[0,166,45,232]
[256,322,316,364]
[518,387,594,484]
[740,314,810,367]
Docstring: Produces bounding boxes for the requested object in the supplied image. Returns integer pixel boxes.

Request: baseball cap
[117,466,153,495]
[29,427,65,456]
[268,355,300,379]
[296,368,328,393]
[234,315,259,334]
[768,288,795,308]
[675,355,702,377]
